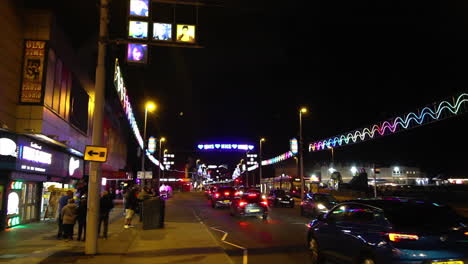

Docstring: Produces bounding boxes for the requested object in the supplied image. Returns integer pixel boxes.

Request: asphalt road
[166,192,314,264]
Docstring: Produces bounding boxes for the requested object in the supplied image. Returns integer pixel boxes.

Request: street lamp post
[157,137,166,190]
[299,107,308,201]
[328,146,334,164]
[141,102,156,188]
[259,138,265,193]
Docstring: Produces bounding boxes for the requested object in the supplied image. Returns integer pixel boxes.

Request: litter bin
[142,197,165,230]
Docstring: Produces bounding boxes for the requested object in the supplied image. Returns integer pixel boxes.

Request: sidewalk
[0,193,233,264]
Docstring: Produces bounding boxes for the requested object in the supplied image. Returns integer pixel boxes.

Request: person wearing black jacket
[124,188,138,228]
[77,195,87,241]
[98,191,114,238]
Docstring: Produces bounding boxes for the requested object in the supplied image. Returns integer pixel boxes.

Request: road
[166,192,313,264]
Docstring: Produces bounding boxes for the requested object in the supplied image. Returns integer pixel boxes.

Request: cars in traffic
[306,198,468,264]
[267,189,295,208]
[230,192,269,219]
[300,193,338,217]
[211,186,236,208]
[205,186,217,200]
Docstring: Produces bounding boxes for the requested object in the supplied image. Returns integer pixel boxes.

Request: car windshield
[314,194,337,203]
[274,190,286,196]
[383,203,466,229]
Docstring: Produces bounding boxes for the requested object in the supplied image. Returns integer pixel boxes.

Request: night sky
[31,0,468,176]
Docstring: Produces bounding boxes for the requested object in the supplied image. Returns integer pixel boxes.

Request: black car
[211,186,236,208]
[230,192,269,219]
[306,198,468,264]
[267,189,295,208]
[300,193,338,217]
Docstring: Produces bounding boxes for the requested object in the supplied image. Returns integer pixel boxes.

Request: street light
[259,137,266,193]
[299,106,308,201]
[327,145,334,164]
[157,137,166,189]
[141,101,157,187]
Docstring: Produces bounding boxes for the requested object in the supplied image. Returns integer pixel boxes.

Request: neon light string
[309,93,468,151]
[261,151,295,166]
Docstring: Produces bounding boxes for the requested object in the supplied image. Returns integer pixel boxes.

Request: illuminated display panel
[129,0,149,17]
[153,23,172,41]
[176,24,196,43]
[197,144,254,151]
[148,137,156,154]
[128,21,148,39]
[127,44,148,64]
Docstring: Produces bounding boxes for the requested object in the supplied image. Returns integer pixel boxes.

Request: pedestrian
[57,190,74,239]
[77,195,87,241]
[124,188,138,228]
[99,191,114,239]
[61,198,78,241]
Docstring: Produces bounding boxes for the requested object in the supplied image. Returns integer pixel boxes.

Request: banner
[20,40,47,103]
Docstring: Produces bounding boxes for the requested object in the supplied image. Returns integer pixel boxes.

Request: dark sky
[40,0,468,175]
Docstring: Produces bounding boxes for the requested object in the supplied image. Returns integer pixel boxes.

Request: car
[300,193,338,217]
[205,186,217,200]
[306,198,468,264]
[211,186,236,209]
[267,189,295,208]
[230,192,269,219]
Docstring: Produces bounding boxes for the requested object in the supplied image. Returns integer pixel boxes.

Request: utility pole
[85,0,108,255]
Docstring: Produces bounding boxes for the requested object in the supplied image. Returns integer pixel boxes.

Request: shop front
[0,130,84,230]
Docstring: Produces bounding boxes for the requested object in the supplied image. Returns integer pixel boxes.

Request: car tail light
[248,193,258,197]
[261,200,268,206]
[388,233,419,242]
[234,192,240,196]
[224,192,230,196]
[300,201,304,206]
[239,201,247,207]
[215,193,220,198]
[464,232,468,236]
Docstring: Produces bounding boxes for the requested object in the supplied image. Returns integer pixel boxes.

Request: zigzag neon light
[309,93,468,152]
[261,151,295,166]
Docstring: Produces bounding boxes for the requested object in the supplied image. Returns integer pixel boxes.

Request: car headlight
[317,204,327,210]
[290,198,294,200]
[262,195,266,199]
[278,198,282,201]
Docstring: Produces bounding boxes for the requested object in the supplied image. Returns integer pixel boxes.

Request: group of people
[57,190,114,241]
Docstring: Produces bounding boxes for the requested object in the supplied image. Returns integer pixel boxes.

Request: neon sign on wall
[197,144,254,151]
[309,93,468,152]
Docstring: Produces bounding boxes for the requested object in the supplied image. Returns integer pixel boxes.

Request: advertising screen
[127,44,148,63]
[20,40,47,103]
[129,0,149,17]
[128,21,148,39]
[153,23,172,41]
[176,24,196,43]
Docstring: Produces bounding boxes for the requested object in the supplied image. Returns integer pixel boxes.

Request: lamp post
[259,138,266,193]
[157,137,166,189]
[327,146,334,164]
[162,148,168,181]
[299,107,308,201]
[141,102,156,188]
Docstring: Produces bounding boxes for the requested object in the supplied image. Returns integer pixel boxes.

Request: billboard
[129,0,149,17]
[20,40,47,103]
[127,43,148,64]
[176,24,196,43]
[128,20,148,39]
[153,23,172,41]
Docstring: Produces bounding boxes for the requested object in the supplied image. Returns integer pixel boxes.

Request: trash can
[142,197,165,230]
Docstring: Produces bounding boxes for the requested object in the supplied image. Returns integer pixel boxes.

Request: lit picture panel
[129,0,149,17]
[176,24,196,43]
[128,21,148,39]
[153,23,172,41]
[127,43,148,64]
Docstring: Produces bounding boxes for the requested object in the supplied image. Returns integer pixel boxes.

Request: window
[44,49,71,119]
[328,204,378,224]
[69,78,89,134]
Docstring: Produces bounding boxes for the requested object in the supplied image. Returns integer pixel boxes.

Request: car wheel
[308,237,323,263]
[289,202,294,208]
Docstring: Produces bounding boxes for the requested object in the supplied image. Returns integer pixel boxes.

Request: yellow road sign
[84,146,108,162]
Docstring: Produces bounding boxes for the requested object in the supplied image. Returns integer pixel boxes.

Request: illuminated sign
[290,138,298,154]
[7,216,20,227]
[7,192,19,215]
[262,151,294,166]
[0,137,17,157]
[129,0,149,17]
[153,23,172,41]
[20,40,46,103]
[197,144,254,151]
[10,181,23,190]
[21,144,52,164]
[128,21,148,39]
[176,24,196,43]
[69,157,80,176]
[127,43,148,64]
[148,137,156,154]
[114,59,144,149]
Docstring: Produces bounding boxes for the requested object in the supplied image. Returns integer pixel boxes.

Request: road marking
[210,227,248,264]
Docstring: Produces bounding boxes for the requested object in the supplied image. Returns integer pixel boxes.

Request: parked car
[230,191,268,219]
[300,193,338,217]
[211,186,236,208]
[267,189,294,208]
[306,198,468,264]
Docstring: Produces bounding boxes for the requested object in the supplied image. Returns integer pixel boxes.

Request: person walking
[99,191,114,239]
[61,198,78,241]
[76,195,87,241]
[124,188,138,228]
[57,190,74,239]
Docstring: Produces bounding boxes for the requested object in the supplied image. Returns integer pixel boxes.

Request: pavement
[0,195,234,264]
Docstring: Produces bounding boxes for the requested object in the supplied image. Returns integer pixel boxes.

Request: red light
[215,193,220,198]
[300,201,304,206]
[261,201,268,206]
[239,201,247,207]
[388,233,419,242]
[224,192,230,196]
[248,193,258,197]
